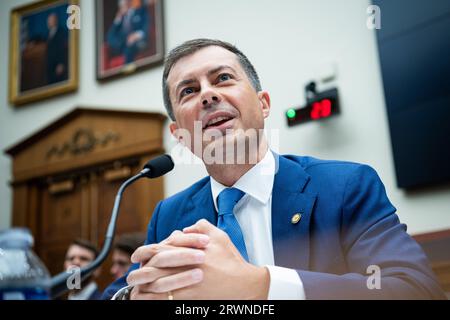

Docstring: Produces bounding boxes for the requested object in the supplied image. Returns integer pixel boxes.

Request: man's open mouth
[202,114,235,130]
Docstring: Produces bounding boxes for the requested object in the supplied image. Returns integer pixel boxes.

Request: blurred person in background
[64,239,102,300]
[110,233,146,280]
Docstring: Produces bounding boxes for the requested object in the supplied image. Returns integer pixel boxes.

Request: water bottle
[0,228,51,300]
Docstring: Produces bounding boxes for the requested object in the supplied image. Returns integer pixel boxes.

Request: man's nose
[73,258,81,266]
[200,86,221,107]
[110,265,117,275]
[202,95,219,106]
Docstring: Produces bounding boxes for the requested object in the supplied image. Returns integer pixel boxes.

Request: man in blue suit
[106,0,149,64]
[103,39,445,300]
[46,13,68,84]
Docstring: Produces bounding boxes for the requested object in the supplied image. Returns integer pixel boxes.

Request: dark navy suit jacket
[46,27,68,84]
[106,7,149,52]
[103,154,445,299]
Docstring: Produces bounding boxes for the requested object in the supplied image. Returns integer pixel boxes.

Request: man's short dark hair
[162,38,262,121]
[71,238,99,259]
[114,232,146,257]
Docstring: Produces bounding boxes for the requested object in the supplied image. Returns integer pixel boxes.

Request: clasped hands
[127,219,269,300]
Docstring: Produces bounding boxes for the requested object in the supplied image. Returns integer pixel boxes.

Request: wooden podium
[5,107,167,291]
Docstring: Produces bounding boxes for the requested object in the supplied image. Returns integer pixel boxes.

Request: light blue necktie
[217,187,249,261]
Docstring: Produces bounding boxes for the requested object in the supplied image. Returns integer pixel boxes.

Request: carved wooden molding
[46,128,120,159]
[48,180,74,195]
[104,166,132,182]
[5,108,166,182]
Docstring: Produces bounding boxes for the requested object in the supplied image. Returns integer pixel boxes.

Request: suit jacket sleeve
[106,17,125,50]
[297,165,445,299]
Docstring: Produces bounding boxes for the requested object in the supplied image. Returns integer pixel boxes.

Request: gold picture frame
[9,0,79,106]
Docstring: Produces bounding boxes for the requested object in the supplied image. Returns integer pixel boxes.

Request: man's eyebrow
[206,65,237,76]
[174,65,237,97]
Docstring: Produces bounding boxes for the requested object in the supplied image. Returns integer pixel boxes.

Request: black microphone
[49,154,174,299]
[142,154,175,178]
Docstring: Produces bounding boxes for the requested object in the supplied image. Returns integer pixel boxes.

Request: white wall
[1,0,449,234]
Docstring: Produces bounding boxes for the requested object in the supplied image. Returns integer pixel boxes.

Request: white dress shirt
[210,150,305,300]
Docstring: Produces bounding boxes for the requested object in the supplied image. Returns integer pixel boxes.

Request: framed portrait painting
[9,0,79,106]
[96,0,165,81]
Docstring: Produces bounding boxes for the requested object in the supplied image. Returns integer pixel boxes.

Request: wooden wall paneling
[80,174,91,241]
[11,182,27,227]
[39,178,84,276]
[27,183,40,252]
[432,262,450,292]
[11,182,42,261]
[414,229,450,295]
[88,171,99,245]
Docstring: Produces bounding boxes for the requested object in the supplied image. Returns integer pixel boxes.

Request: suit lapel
[176,178,217,230]
[175,154,316,271]
[271,153,316,270]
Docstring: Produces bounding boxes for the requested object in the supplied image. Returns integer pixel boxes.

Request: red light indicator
[310,102,321,120]
[310,99,332,120]
[321,99,332,117]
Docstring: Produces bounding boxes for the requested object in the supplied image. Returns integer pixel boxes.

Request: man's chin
[201,136,255,165]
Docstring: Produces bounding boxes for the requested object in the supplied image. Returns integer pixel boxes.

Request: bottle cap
[0,228,34,249]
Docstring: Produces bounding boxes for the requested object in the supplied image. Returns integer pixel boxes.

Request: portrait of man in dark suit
[16,3,71,95]
[96,0,164,80]
[46,12,69,85]
[106,0,149,64]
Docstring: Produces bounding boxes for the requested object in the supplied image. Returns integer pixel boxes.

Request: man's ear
[169,121,178,135]
[258,91,271,119]
[169,122,183,143]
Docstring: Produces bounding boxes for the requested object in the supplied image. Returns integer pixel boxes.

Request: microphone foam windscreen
[143,154,174,178]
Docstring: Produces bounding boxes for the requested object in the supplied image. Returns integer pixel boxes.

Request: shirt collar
[210,149,275,211]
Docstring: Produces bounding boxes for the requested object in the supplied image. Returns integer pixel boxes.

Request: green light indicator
[287,108,296,119]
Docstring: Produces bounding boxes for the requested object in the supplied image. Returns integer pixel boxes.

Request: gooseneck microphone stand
[49,155,174,299]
